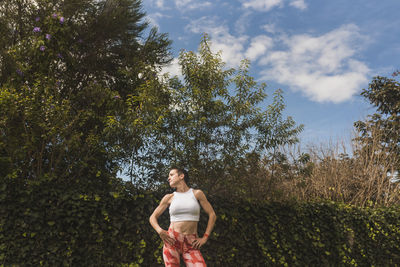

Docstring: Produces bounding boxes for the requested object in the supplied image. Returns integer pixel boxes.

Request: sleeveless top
[169,188,200,222]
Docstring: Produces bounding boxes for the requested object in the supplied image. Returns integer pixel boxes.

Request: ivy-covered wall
[1,177,400,266]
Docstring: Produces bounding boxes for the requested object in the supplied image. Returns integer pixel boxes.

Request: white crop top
[169,188,200,222]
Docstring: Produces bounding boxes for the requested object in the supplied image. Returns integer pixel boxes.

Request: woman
[149,167,217,267]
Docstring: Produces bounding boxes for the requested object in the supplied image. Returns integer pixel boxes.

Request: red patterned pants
[162,228,207,267]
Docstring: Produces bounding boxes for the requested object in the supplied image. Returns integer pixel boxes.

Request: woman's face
[168,169,183,188]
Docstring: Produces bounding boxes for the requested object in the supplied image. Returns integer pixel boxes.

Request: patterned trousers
[162,228,207,267]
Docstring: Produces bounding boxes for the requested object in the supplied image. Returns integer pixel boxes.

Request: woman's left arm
[192,190,217,249]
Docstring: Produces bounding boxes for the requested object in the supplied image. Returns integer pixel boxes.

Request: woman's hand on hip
[192,236,207,249]
[159,230,175,245]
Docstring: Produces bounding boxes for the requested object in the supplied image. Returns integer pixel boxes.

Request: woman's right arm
[149,194,174,245]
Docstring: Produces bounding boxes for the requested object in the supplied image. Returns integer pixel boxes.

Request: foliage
[0,1,303,201]
[239,139,400,206]
[0,176,157,266]
[354,74,400,176]
[248,72,400,207]
[0,0,171,183]
[1,180,400,266]
[301,140,400,206]
[128,36,303,197]
[207,198,400,266]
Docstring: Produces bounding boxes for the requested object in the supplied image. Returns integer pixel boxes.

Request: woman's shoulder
[192,188,205,198]
[160,193,174,204]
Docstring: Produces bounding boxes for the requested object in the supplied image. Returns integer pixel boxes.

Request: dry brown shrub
[251,126,400,207]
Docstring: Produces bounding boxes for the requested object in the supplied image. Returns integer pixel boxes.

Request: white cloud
[161,58,182,78]
[186,17,276,67]
[259,24,370,103]
[242,0,307,11]
[242,0,284,11]
[149,0,212,11]
[234,11,252,35]
[148,0,169,10]
[186,17,248,67]
[175,0,212,10]
[210,34,248,67]
[155,0,165,9]
[175,0,191,8]
[147,12,167,28]
[245,35,274,61]
[185,17,368,103]
[261,23,278,34]
[289,0,307,10]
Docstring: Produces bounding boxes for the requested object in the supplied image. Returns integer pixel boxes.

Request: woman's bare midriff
[169,221,198,235]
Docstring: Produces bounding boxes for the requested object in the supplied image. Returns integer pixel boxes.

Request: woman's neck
[175,182,190,193]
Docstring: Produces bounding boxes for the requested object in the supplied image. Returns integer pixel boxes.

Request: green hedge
[1,177,400,266]
[203,199,400,266]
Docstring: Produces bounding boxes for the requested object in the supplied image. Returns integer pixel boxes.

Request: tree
[0,0,172,185]
[354,73,400,178]
[0,1,174,264]
[127,36,304,199]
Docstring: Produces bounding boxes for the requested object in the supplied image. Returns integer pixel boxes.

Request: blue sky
[142,0,400,146]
